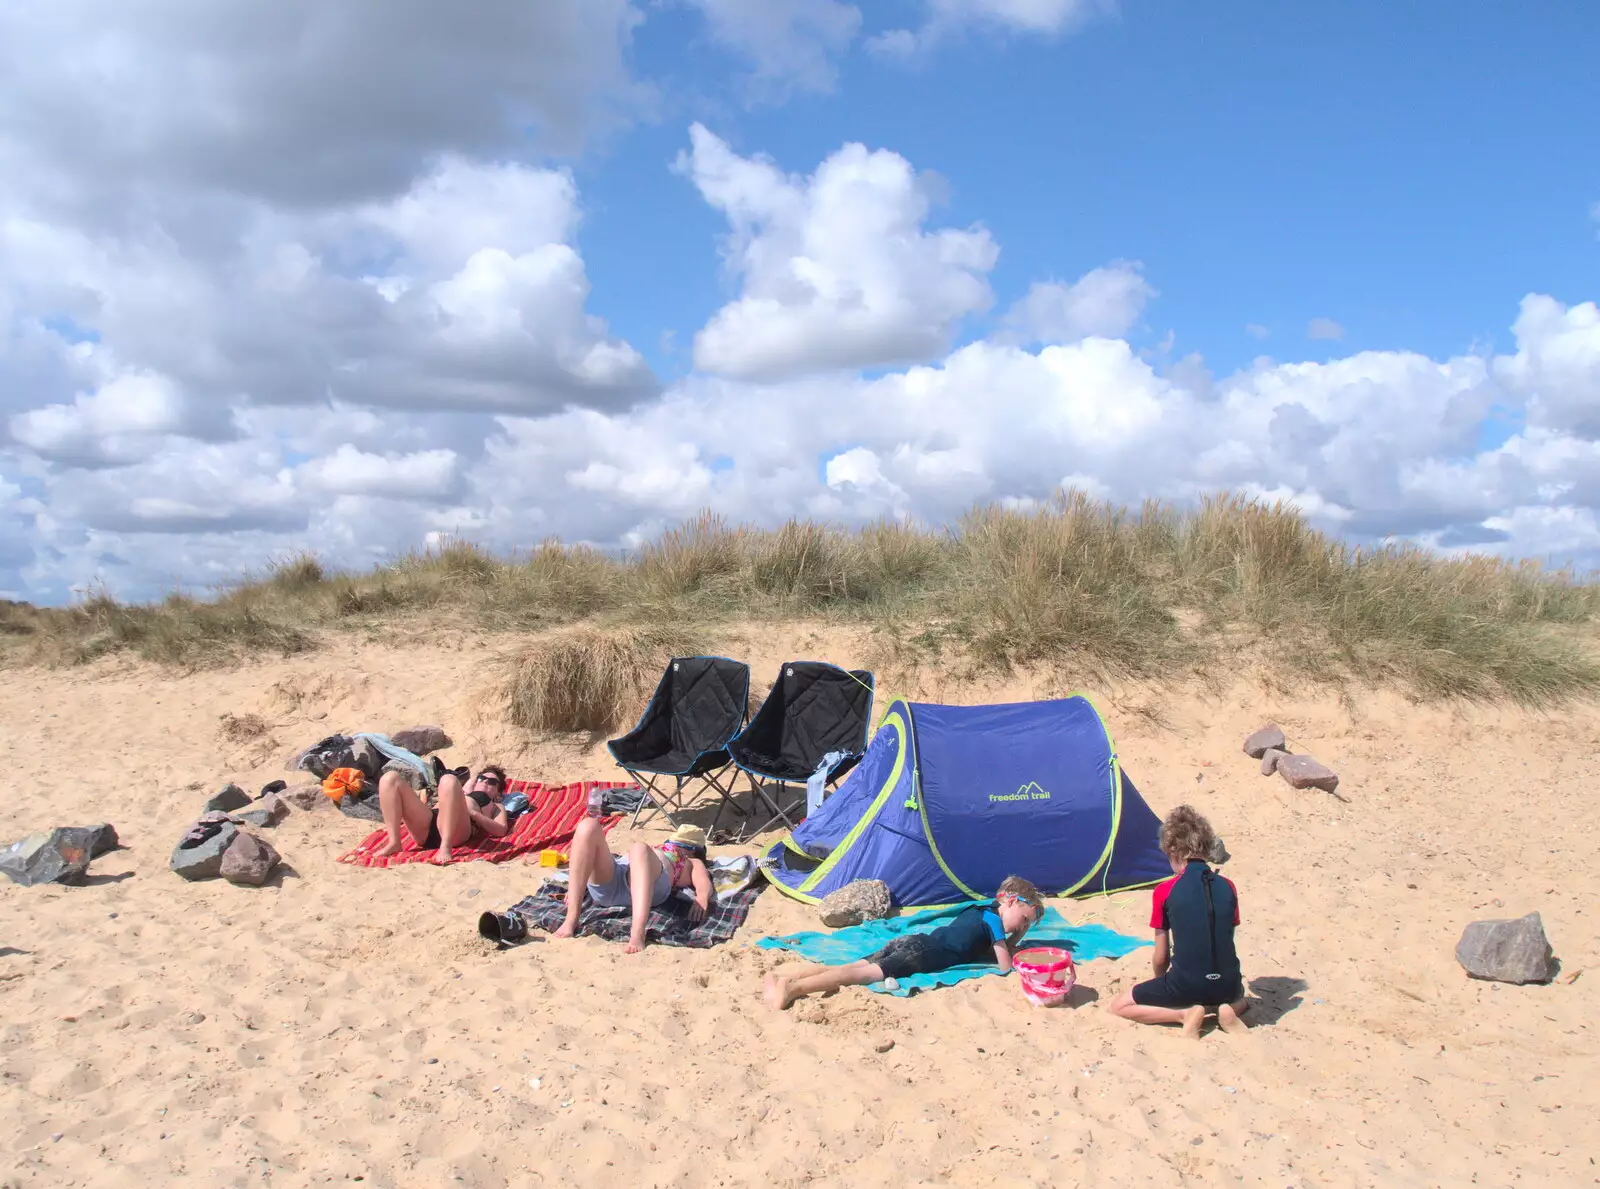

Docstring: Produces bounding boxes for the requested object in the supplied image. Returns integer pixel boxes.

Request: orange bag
[322,767,365,802]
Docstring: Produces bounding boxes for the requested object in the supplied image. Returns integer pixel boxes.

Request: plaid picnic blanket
[507,877,766,948]
[338,780,625,868]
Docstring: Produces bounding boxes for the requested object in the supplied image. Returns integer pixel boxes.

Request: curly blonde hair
[1159,805,1216,862]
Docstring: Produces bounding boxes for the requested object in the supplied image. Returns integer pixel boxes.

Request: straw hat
[666,824,708,852]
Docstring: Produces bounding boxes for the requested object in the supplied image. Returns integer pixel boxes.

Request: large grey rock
[170,819,239,880]
[819,879,892,929]
[281,783,326,811]
[235,794,288,829]
[0,828,96,886]
[220,833,281,887]
[1456,912,1556,985]
[1277,754,1340,792]
[390,725,452,755]
[380,758,426,791]
[1208,835,1231,865]
[349,738,385,779]
[1260,748,1289,775]
[93,823,119,855]
[1243,724,1287,759]
[203,784,251,814]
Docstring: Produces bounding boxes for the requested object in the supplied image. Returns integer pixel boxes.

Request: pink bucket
[1014,946,1076,1007]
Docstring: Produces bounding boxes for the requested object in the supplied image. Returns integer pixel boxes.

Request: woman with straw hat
[553,822,713,952]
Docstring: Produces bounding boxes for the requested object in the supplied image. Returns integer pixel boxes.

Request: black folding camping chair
[726,661,875,836]
[607,656,751,830]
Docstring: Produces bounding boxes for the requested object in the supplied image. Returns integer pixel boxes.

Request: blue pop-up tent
[762,695,1170,908]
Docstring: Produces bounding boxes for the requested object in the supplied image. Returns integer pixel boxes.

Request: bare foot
[432,848,454,865]
[763,974,794,1010]
[551,920,578,939]
[1217,1002,1249,1035]
[373,837,404,859]
[625,932,648,954]
[1181,1005,1206,1039]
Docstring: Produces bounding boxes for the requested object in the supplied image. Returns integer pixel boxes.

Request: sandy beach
[2,628,1596,1188]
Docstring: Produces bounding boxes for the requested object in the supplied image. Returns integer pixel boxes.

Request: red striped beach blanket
[337,779,624,868]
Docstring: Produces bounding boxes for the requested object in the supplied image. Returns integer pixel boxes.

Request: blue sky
[0,0,1596,603]
[584,0,1598,379]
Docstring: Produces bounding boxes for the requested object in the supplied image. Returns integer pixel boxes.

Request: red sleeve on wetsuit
[1225,876,1240,925]
[1149,876,1176,930]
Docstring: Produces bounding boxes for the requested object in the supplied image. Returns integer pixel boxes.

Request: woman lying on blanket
[555,821,713,953]
[375,763,517,863]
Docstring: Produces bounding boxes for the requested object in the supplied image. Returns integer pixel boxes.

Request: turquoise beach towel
[757,903,1150,997]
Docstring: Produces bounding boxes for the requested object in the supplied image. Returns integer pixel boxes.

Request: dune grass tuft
[5,491,1595,704]
[503,625,705,733]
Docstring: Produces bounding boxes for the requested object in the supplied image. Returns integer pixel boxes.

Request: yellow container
[539,849,565,868]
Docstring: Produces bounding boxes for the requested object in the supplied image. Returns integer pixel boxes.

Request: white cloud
[0,158,655,437]
[1307,317,1345,341]
[0,0,641,207]
[8,369,236,466]
[688,0,861,94]
[1004,262,1154,343]
[1245,323,1270,340]
[1495,294,1600,438]
[297,445,459,501]
[683,125,998,379]
[871,0,1113,55]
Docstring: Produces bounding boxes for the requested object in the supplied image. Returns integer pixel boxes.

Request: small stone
[1259,748,1289,776]
[180,1011,206,1025]
[427,1058,439,1065]
[1276,754,1339,793]
[220,832,281,887]
[818,879,893,928]
[874,1039,895,1053]
[1242,724,1286,759]
[1207,836,1230,865]
[203,784,251,814]
[281,783,326,811]
[1456,912,1556,985]
[235,794,288,829]
[171,819,239,880]
[50,1133,62,1143]
[390,726,452,754]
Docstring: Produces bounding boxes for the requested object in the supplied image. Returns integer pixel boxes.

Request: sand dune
[2,627,1596,1187]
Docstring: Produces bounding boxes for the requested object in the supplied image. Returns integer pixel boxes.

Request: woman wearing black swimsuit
[375,764,514,863]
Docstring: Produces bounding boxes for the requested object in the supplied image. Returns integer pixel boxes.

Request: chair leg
[630,772,684,828]
[704,768,746,839]
[746,775,801,836]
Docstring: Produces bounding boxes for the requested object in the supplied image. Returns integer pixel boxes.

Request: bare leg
[554,818,615,939]
[1107,988,1202,1030]
[625,842,664,954]
[1216,998,1250,1035]
[376,771,433,857]
[432,774,473,863]
[764,960,885,1009]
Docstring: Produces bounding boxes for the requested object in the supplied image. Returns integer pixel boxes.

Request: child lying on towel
[762,876,1044,1009]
